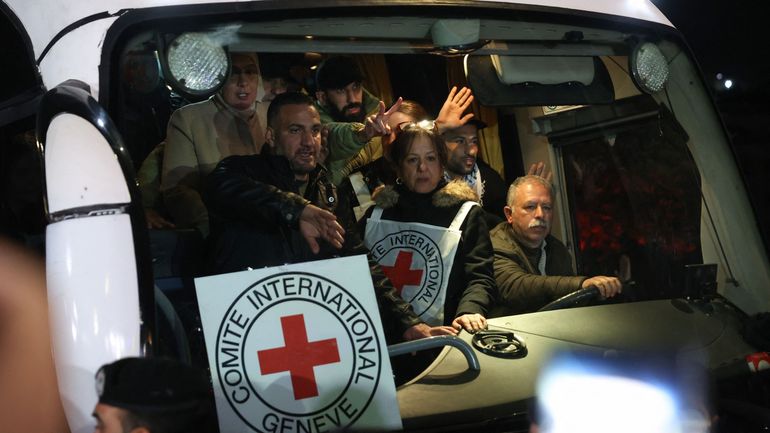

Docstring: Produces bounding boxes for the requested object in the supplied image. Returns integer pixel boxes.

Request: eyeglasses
[395,119,438,134]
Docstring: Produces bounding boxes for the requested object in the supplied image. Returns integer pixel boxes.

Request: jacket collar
[374,179,478,209]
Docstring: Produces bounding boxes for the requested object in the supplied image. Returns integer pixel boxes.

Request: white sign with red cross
[195,255,402,433]
[364,202,478,326]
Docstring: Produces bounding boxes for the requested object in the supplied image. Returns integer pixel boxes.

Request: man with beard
[442,119,507,225]
[315,55,376,124]
[490,175,622,315]
[204,92,457,342]
[313,56,399,185]
[161,52,267,237]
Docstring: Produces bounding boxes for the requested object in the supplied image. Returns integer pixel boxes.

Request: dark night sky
[652,0,770,251]
[653,0,768,91]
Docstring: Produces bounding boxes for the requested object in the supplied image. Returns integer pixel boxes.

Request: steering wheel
[537,285,601,312]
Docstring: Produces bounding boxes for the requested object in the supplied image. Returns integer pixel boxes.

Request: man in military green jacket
[313,55,388,185]
[490,174,622,315]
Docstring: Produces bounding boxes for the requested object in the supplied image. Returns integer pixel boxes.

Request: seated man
[315,55,379,124]
[314,56,448,189]
[491,175,622,315]
[313,55,394,185]
[92,357,215,433]
[204,91,455,341]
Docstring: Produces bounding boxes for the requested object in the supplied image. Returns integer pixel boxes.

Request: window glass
[561,108,703,300]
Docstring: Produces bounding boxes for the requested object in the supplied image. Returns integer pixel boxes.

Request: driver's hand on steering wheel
[452,313,487,333]
[582,276,622,298]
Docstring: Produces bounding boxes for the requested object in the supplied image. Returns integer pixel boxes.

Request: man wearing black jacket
[204,92,455,342]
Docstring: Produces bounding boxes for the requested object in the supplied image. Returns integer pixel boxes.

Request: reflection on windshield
[114,27,708,305]
[562,105,703,300]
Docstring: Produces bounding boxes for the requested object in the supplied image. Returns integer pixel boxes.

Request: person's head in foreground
[92,357,214,433]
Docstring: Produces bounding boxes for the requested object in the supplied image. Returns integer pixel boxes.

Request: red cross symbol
[381,250,423,296]
[257,314,341,400]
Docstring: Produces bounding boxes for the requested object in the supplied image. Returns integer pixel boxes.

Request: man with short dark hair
[205,92,344,270]
[205,92,455,342]
[491,175,622,315]
[92,357,214,433]
[442,119,506,224]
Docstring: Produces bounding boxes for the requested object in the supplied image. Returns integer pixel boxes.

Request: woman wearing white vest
[361,122,496,333]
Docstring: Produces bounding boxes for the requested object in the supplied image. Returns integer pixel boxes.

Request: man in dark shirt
[204,91,455,341]
[490,175,622,315]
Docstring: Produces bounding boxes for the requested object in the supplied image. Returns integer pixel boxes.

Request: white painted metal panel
[46,215,141,433]
[499,0,671,26]
[4,0,672,99]
[3,0,672,66]
[37,19,118,100]
[44,113,130,214]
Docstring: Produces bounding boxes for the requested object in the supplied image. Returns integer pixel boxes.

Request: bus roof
[4,0,673,61]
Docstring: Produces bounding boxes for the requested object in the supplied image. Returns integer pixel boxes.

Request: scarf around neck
[445,163,484,205]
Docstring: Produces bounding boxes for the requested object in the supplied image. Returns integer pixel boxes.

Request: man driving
[490,174,622,315]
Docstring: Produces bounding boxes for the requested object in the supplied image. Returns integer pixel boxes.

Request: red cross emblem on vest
[381,250,423,296]
[257,314,341,400]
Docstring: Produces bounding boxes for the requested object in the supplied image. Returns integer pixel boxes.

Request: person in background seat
[313,55,402,185]
[161,52,268,237]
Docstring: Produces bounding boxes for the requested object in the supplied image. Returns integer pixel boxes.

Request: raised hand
[361,97,404,142]
[298,204,345,253]
[527,161,554,183]
[436,86,475,133]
